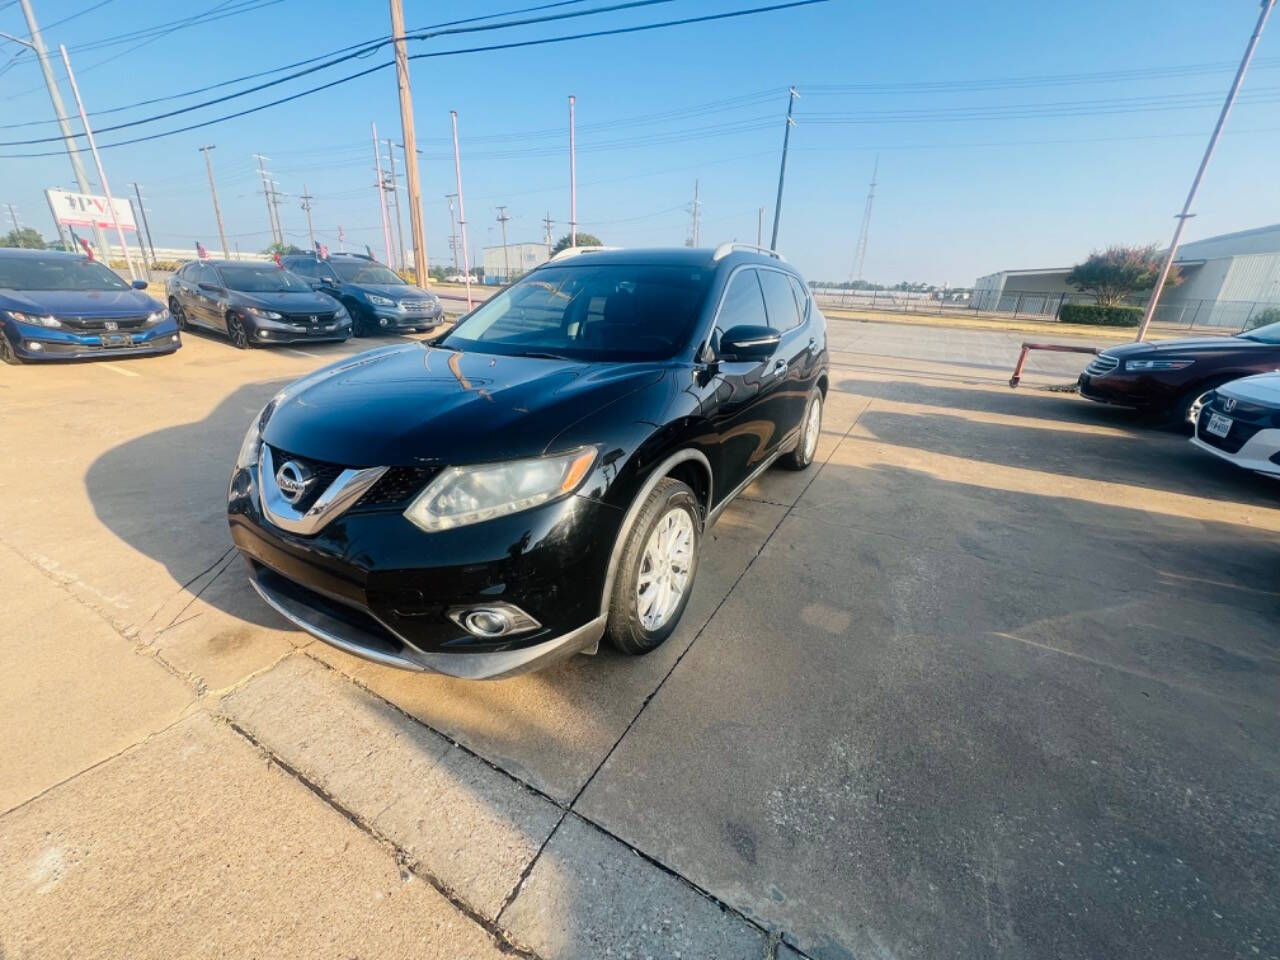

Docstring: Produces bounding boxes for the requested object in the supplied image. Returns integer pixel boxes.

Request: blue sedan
[0,248,181,364]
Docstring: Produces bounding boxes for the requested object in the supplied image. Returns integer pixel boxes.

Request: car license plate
[1206,413,1233,439]
[101,332,132,347]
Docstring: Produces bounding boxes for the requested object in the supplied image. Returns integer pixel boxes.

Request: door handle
[772,359,788,378]
[808,337,816,349]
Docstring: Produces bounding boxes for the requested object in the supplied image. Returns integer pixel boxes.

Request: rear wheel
[606,477,701,655]
[226,312,251,349]
[781,389,823,470]
[169,297,188,331]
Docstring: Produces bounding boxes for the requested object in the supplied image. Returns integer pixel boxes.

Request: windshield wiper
[516,351,575,361]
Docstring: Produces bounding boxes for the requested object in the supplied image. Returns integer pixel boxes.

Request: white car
[445,273,478,283]
[1191,372,1280,478]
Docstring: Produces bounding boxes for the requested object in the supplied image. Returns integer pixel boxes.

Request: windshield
[1241,320,1280,344]
[331,260,406,285]
[0,255,130,291]
[441,264,711,362]
[218,265,311,293]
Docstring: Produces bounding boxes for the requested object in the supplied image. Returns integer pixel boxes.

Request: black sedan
[166,260,351,348]
[227,245,828,679]
[281,252,444,335]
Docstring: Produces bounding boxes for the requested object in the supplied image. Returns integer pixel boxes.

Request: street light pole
[385,138,406,270]
[568,94,577,248]
[770,86,799,252]
[450,110,473,309]
[198,145,230,258]
[371,121,393,263]
[59,44,135,280]
[15,0,108,259]
[496,205,511,282]
[1136,0,1276,342]
[130,183,158,266]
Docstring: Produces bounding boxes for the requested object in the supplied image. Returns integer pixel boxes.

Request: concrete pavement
[1,320,1277,959]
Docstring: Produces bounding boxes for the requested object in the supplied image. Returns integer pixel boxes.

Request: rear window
[0,254,129,291]
[441,263,712,362]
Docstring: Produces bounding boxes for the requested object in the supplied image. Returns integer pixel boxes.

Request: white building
[973,224,1280,327]
[482,241,550,283]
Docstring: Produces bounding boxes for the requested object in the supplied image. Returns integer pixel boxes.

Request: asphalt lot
[1,318,1277,959]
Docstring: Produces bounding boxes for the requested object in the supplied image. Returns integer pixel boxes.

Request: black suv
[167,260,351,348]
[228,245,827,679]
[282,253,444,336]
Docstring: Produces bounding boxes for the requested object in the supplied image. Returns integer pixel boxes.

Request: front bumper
[1192,402,1280,478]
[369,304,445,331]
[4,318,181,360]
[1078,371,1180,410]
[245,314,352,345]
[228,462,622,678]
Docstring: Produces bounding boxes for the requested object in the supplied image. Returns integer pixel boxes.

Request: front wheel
[606,477,701,655]
[0,331,22,365]
[781,389,823,470]
[1173,379,1229,432]
[226,312,251,349]
[169,297,188,331]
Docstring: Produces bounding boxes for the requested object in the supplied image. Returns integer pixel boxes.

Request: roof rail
[711,242,786,263]
[548,244,617,262]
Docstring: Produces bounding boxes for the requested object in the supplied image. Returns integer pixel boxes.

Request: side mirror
[131,279,147,290]
[719,324,780,362]
[197,282,223,294]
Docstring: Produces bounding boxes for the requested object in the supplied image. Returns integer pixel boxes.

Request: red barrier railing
[1009,342,1101,388]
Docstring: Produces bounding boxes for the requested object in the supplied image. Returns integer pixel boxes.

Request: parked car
[166,259,351,349]
[445,273,478,284]
[0,248,179,364]
[227,244,827,679]
[1077,320,1280,425]
[282,253,443,336]
[1190,372,1280,479]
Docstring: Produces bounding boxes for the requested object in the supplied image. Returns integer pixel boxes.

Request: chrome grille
[62,314,150,331]
[1085,354,1119,376]
[398,299,436,312]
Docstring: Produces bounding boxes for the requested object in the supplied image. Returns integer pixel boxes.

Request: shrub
[1244,307,1280,331]
[1058,303,1143,327]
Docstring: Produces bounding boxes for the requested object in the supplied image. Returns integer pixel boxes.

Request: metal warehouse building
[482,242,550,284]
[973,224,1280,328]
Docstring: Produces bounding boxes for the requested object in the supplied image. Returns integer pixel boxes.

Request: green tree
[550,232,603,255]
[0,227,47,249]
[1066,244,1182,307]
[263,241,304,256]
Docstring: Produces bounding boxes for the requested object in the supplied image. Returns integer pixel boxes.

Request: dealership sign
[45,188,136,231]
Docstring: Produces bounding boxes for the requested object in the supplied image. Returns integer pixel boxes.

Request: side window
[759,269,802,332]
[788,275,810,323]
[718,269,768,330]
[320,264,341,284]
[199,264,221,288]
[289,258,319,279]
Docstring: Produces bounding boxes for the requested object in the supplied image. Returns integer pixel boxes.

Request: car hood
[234,290,340,313]
[263,342,667,467]
[1219,372,1280,406]
[1102,336,1261,358]
[350,283,434,301]
[0,287,160,317]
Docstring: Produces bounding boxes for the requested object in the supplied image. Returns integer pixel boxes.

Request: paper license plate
[1206,413,1233,439]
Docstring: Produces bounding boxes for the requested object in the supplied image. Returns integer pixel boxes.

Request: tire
[606,477,701,656]
[226,312,251,349]
[348,301,374,337]
[169,297,187,331]
[781,389,823,470]
[1172,379,1230,432]
[0,330,22,365]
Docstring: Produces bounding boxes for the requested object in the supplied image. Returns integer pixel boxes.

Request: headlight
[367,294,395,307]
[146,308,170,325]
[1125,359,1194,371]
[404,447,597,532]
[236,400,276,469]
[8,311,61,327]
[333,304,350,320]
[246,306,283,320]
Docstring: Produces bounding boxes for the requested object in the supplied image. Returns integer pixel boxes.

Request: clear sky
[2,0,1278,287]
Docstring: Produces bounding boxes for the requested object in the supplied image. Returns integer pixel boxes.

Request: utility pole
[770,86,799,252]
[757,206,764,247]
[851,155,878,284]
[496,205,511,282]
[568,94,577,248]
[1137,0,1275,341]
[389,0,429,284]
[385,138,406,270]
[14,0,108,260]
[450,110,474,309]
[543,211,554,248]
[6,204,23,245]
[299,185,315,251]
[689,179,701,247]
[60,44,135,279]
[268,181,287,247]
[198,145,229,258]
[338,225,345,253]
[130,183,158,266]
[253,155,279,246]
[445,194,460,272]
[371,121,392,263]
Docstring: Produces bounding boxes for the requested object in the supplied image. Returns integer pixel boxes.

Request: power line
[0,1,828,158]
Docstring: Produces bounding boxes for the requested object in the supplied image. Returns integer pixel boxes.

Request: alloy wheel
[1186,388,1215,426]
[0,332,19,365]
[803,393,822,462]
[227,314,249,349]
[169,298,187,331]
[635,506,695,631]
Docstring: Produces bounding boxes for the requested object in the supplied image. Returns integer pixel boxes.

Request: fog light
[259,330,271,339]
[27,342,43,351]
[448,603,540,638]
[379,317,389,327]
[170,335,179,343]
